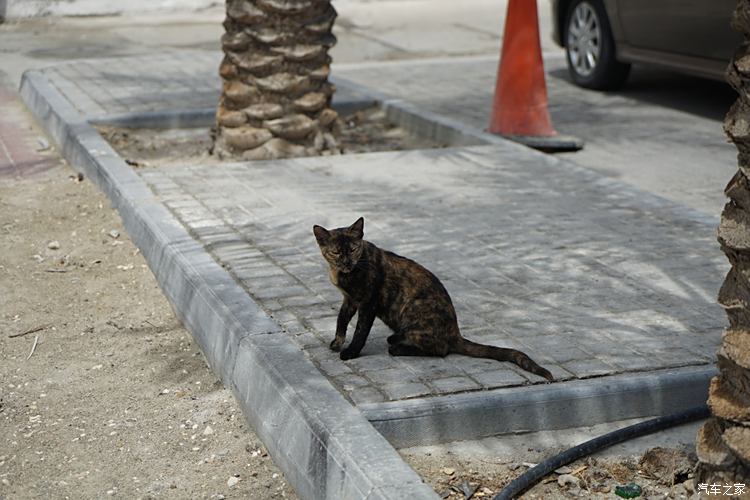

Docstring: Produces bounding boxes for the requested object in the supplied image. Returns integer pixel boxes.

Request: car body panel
[551,0,741,81]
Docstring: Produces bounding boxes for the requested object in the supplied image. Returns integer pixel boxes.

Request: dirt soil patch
[96,106,445,168]
[0,164,296,499]
[404,445,699,499]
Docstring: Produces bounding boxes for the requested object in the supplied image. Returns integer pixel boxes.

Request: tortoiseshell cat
[313,217,554,381]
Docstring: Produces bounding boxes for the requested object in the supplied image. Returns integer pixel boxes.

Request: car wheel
[564,0,630,90]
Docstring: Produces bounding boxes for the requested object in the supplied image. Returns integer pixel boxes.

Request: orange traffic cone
[488,0,582,152]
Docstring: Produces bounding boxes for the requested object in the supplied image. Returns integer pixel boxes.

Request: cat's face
[313,217,365,273]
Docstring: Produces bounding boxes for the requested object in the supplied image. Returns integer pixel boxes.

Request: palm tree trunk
[696,0,750,487]
[214,0,339,160]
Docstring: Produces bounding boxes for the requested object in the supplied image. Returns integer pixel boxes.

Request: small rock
[36,138,50,151]
[554,466,574,474]
[455,479,478,498]
[681,479,694,493]
[203,425,214,436]
[441,467,455,476]
[108,230,120,239]
[47,241,60,250]
[593,483,611,493]
[2,478,10,486]
[227,476,240,487]
[558,474,580,488]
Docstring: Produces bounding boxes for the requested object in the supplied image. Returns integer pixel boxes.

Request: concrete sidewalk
[20,51,726,498]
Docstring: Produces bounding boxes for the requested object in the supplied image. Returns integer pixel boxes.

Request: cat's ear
[348,217,364,239]
[313,225,330,245]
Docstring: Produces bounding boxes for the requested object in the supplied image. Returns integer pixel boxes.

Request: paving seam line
[19,69,439,500]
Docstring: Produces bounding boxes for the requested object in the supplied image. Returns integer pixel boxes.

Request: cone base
[503,134,584,153]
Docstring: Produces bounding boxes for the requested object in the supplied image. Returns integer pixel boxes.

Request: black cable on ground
[494,404,710,500]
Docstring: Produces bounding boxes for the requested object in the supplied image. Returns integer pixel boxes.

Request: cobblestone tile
[347,353,403,372]
[302,315,337,335]
[298,336,328,354]
[348,387,387,405]
[365,367,419,385]
[401,357,469,379]
[314,356,354,378]
[545,364,576,381]
[561,359,619,378]
[249,284,309,301]
[448,356,501,375]
[431,376,482,394]
[333,373,372,392]
[281,294,330,308]
[382,382,433,400]
[471,369,529,387]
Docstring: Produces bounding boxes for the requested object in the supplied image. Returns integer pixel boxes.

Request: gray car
[551,0,741,89]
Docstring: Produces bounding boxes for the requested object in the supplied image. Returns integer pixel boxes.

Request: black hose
[493,404,710,500]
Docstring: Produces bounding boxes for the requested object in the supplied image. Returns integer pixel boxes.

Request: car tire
[564,0,630,90]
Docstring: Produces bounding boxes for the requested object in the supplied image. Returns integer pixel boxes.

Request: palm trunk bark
[696,0,750,487]
[214,0,339,160]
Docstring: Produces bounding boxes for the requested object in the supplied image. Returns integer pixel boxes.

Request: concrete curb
[19,69,438,500]
[362,365,716,448]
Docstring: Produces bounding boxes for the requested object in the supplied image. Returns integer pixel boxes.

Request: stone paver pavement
[30,51,726,407]
[140,144,725,405]
[334,55,736,215]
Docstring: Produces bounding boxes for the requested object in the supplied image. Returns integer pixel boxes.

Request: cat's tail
[453,338,554,382]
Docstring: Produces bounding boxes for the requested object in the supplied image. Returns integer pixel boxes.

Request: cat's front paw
[339,348,359,361]
[329,338,344,352]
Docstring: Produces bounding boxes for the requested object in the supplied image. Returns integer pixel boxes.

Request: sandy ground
[0,162,296,499]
